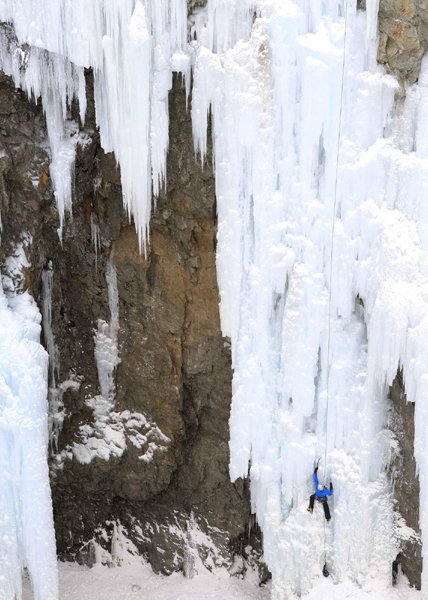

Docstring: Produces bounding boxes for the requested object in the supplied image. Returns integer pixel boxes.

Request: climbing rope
[322,0,350,575]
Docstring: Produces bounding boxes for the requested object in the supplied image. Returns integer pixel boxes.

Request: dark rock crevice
[389,371,422,589]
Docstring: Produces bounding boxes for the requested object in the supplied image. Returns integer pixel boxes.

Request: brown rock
[0,62,260,576]
[389,371,422,589]
[378,0,428,86]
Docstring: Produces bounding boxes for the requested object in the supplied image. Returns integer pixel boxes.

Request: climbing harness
[322,0,350,579]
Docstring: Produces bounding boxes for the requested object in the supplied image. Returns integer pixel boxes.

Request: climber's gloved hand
[314,466,318,474]
[330,482,333,491]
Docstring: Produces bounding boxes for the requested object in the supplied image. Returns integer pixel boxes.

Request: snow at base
[23,559,269,600]
[18,523,421,600]
[0,281,57,599]
[21,559,420,600]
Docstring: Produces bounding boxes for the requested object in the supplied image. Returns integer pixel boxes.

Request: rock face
[0,67,260,575]
[0,0,426,588]
[378,0,428,87]
[376,0,426,589]
[389,373,422,589]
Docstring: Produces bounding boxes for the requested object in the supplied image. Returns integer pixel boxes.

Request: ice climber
[307,463,333,522]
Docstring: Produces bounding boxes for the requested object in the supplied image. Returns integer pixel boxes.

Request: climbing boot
[327,518,331,523]
[307,508,313,514]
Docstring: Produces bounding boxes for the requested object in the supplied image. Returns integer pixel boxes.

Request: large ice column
[0,287,58,600]
[192,0,428,596]
[0,0,188,249]
[41,261,59,387]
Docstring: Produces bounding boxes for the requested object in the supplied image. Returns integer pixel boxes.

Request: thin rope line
[323,0,350,565]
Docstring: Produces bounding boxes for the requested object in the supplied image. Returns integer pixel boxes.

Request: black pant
[309,494,331,521]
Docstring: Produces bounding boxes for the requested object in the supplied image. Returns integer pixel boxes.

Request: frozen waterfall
[193,0,428,597]
[1,0,428,598]
[0,282,58,600]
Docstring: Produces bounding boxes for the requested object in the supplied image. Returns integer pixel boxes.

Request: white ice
[0,285,57,600]
[0,0,189,249]
[192,0,428,598]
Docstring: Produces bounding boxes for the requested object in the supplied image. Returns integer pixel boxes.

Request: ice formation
[41,261,58,387]
[192,0,428,597]
[1,0,428,599]
[90,213,102,272]
[0,284,58,600]
[0,0,188,249]
[190,1,403,594]
[94,254,120,402]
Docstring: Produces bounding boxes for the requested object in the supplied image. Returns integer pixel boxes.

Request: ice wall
[192,0,428,598]
[0,284,58,600]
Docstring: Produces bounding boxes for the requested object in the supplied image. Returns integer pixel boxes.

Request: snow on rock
[58,402,171,465]
[0,284,57,600]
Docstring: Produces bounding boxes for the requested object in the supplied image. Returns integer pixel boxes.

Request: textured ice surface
[0,0,188,249]
[192,1,428,598]
[94,255,120,402]
[0,285,57,600]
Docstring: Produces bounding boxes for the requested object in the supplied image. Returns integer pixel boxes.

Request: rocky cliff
[0,0,425,587]
[377,0,426,588]
[389,373,422,588]
[378,0,428,88]
[0,67,264,576]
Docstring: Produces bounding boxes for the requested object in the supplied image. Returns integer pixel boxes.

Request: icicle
[91,213,102,272]
[94,250,120,402]
[0,0,188,250]
[41,260,59,387]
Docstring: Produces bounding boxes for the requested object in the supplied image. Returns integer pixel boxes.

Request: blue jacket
[314,472,333,499]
